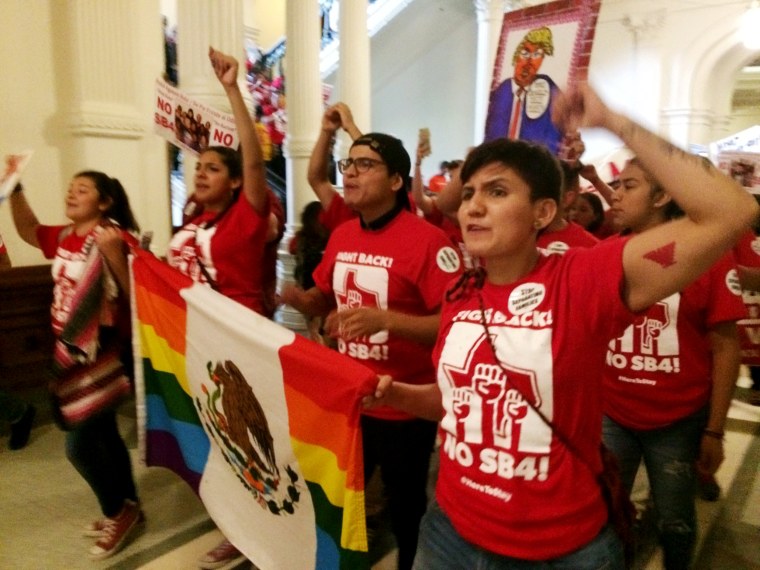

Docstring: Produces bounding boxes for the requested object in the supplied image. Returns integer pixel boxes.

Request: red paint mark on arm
[643,242,676,268]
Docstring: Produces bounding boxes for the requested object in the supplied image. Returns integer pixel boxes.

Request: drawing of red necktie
[508,88,526,140]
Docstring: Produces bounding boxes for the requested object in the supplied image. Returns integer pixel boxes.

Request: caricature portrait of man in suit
[484,26,563,155]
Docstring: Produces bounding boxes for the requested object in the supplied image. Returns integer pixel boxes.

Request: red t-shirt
[318,193,357,232]
[734,229,760,267]
[0,233,7,256]
[604,251,746,429]
[167,192,271,314]
[733,229,760,365]
[37,224,132,337]
[537,221,599,254]
[38,225,92,334]
[312,209,463,420]
[432,238,633,559]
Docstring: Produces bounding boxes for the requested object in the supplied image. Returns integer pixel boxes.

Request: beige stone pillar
[330,0,371,167]
[473,0,507,145]
[275,0,323,331]
[55,0,169,252]
[338,0,371,133]
[176,0,246,182]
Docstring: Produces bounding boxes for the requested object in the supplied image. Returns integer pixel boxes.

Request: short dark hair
[460,138,562,203]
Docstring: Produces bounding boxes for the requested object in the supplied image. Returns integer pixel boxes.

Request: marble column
[473,0,507,145]
[176,0,246,185]
[338,0,371,133]
[275,0,323,331]
[54,0,170,252]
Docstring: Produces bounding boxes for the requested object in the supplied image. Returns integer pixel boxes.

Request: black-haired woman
[166,47,276,570]
[167,48,275,316]
[10,170,143,560]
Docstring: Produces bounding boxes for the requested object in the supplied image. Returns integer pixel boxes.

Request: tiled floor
[1,382,758,569]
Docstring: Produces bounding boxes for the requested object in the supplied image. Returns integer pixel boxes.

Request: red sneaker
[88,500,143,559]
[197,538,246,569]
[84,508,145,537]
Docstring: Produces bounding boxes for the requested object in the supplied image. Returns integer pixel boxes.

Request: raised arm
[553,84,759,312]
[333,102,362,140]
[9,185,41,248]
[209,47,267,214]
[411,136,435,216]
[308,103,362,210]
[579,163,615,206]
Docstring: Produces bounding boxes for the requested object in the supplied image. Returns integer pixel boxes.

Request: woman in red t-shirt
[10,170,143,560]
[166,48,280,570]
[364,85,756,569]
[167,49,277,318]
[601,157,745,569]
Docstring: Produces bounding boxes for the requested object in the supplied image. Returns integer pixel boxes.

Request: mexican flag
[130,248,373,569]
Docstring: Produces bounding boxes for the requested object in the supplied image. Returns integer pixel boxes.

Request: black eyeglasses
[337,157,385,174]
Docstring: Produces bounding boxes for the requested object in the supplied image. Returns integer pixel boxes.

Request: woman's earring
[534,220,542,229]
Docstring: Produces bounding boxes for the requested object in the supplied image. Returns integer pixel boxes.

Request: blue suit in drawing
[484,74,562,155]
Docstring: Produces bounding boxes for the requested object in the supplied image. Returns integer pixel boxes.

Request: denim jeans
[602,408,707,570]
[413,499,624,570]
[361,416,438,570]
[65,410,138,517]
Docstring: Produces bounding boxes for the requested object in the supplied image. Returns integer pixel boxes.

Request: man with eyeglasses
[485,26,563,155]
[282,123,462,570]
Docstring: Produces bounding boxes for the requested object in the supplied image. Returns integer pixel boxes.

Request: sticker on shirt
[543,241,569,255]
[436,246,461,273]
[751,237,760,257]
[726,268,742,297]
[525,78,550,119]
[508,283,545,315]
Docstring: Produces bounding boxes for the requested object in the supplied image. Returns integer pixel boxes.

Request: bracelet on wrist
[703,429,724,440]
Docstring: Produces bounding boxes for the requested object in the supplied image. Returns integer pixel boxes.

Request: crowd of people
[4,45,760,570]
[248,62,287,181]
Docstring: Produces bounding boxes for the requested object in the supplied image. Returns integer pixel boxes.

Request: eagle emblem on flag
[197,360,301,515]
